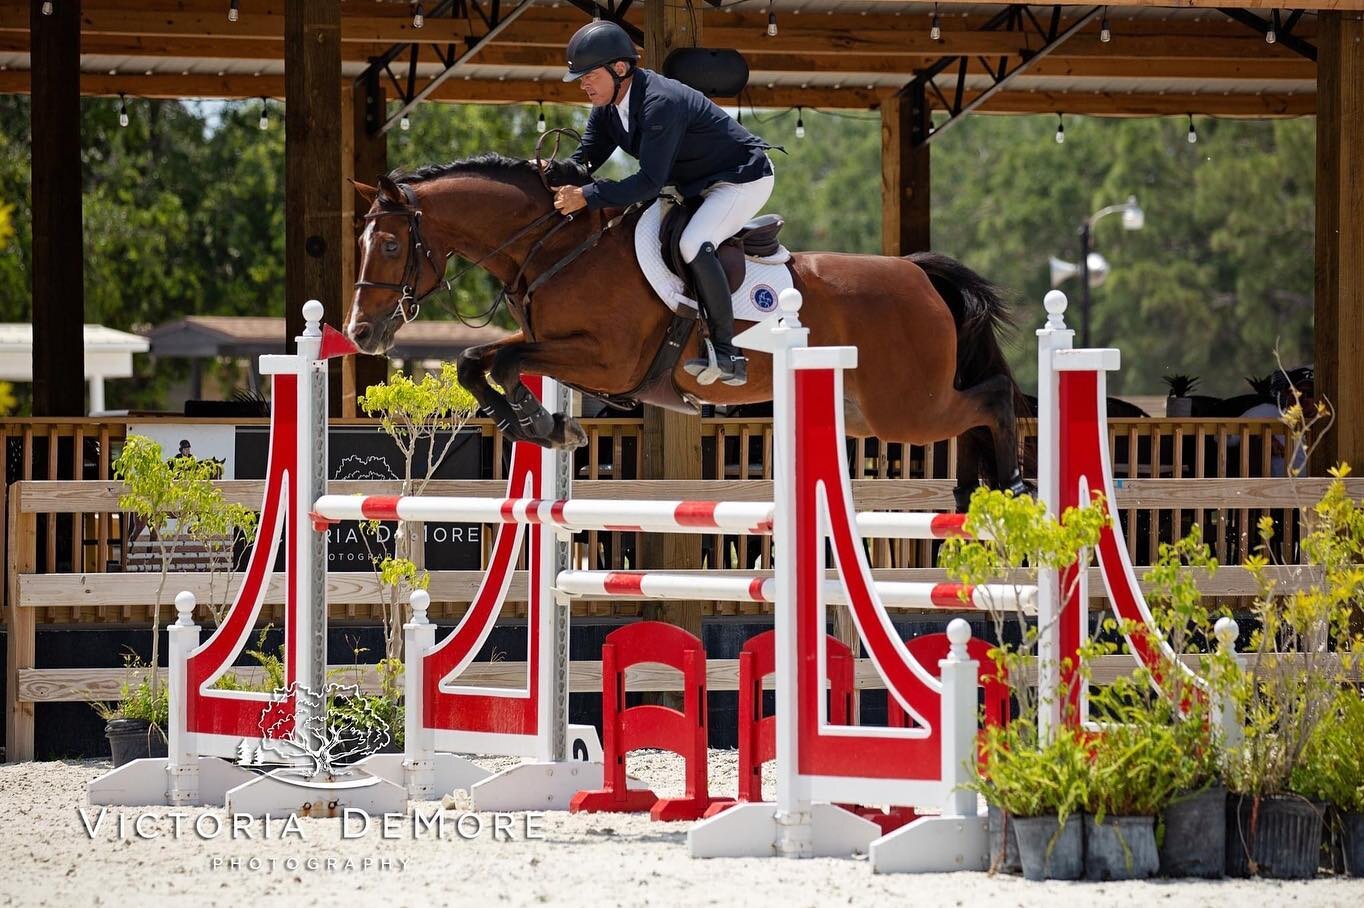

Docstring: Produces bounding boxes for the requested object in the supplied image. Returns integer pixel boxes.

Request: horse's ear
[377,175,405,205]
[351,179,378,205]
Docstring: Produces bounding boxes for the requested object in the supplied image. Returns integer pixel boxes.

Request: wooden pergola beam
[0,70,1316,116]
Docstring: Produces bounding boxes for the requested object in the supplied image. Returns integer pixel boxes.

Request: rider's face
[579,63,629,107]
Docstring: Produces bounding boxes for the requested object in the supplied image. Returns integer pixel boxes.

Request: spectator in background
[1240,366,1314,476]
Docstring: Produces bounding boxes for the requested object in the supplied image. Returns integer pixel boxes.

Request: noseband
[354,182,439,325]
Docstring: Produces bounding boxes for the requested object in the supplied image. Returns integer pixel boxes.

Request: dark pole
[1079,219,1092,348]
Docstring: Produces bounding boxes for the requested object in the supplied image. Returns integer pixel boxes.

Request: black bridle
[355,181,563,328]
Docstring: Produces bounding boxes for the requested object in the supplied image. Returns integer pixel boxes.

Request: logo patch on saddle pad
[634,199,796,324]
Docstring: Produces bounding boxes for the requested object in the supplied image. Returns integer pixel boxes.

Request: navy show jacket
[570,68,773,211]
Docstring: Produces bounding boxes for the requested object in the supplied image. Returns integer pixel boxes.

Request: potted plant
[89,652,169,766]
[972,719,1090,880]
[1220,470,1364,878]
[1139,526,1232,878]
[941,488,1109,877]
[107,436,257,763]
[1163,374,1200,417]
[1080,671,1188,880]
[1293,685,1364,875]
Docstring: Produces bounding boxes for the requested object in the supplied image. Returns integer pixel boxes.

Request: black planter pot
[1226,794,1324,879]
[1085,815,1159,880]
[105,718,167,767]
[1342,812,1364,877]
[1160,786,1226,878]
[1014,814,1084,881]
[987,805,1022,874]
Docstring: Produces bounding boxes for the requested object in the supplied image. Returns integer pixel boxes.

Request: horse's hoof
[549,415,588,450]
[1007,477,1036,499]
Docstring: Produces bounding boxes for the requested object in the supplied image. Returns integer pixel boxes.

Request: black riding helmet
[563,20,638,93]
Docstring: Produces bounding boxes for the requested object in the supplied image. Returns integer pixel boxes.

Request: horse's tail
[906,251,1022,402]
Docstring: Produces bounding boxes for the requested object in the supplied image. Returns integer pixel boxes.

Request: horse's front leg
[490,343,589,450]
[456,339,531,441]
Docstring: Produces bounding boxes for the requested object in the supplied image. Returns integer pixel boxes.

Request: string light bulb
[1100,8,1111,43]
[536,101,546,133]
[41,1,54,15]
[767,2,777,37]
[1186,114,1197,144]
[400,114,411,131]
[413,1,424,29]
[228,0,238,23]
[1054,114,1064,144]
[258,97,269,130]
[795,107,805,139]
[1265,25,1276,43]
[930,3,942,41]
[118,93,128,128]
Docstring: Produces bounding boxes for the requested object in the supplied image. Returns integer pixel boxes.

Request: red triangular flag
[319,324,360,360]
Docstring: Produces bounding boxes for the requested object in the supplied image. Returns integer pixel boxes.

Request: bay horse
[349,155,1027,506]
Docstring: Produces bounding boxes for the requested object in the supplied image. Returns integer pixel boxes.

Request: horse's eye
[383,240,400,255]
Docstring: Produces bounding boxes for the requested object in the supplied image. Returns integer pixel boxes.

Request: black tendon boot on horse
[683,242,748,387]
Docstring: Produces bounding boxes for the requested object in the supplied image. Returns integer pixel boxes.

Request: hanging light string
[1054,113,1065,144]
[228,0,238,23]
[41,1,54,15]
[1186,113,1197,144]
[413,1,425,29]
[536,101,546,133]
[795,106,805,138]
[1100,7,1111,43]
[258,96,270,130]
[766,0,777,37]
[118,92,128,128]
[930,3,942,41]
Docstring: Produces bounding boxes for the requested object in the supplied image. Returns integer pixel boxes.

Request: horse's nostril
[352,322,373,344]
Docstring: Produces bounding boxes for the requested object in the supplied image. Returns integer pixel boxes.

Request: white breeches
[679,173,775,263]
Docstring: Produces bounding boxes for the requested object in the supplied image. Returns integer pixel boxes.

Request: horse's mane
[392,153,592,191]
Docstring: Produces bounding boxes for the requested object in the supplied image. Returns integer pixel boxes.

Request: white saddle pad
[633,198,795,322]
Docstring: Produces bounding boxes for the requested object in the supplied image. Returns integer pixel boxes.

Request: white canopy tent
[0,324,149,415]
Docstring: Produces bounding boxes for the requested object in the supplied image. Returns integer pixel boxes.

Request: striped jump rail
[555,570,1036,613]
[310,495,985,541]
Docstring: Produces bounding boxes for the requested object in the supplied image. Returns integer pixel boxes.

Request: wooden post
[639,0,703,642]
[1313,12,1364,475]
[30,0,85,417]
[343,72,391,416]
[6,487,36,761]
[880,83,931,256]
[284,0,344,414]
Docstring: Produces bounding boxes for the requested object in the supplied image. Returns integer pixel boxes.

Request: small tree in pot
[91,437,256,762]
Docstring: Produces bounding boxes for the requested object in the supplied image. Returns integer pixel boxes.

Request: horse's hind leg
[950,374,1029,503]
[954,427,994,511]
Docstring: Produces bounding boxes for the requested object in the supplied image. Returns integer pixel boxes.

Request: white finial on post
[409,589,431,625]
[174,590,197,626]
[1213,616,1239,653]
[946,617,972,661]
[778,288,804,329]
[1043,290,1069,332]
[1212,616,1243,750]
[302,299,324,337]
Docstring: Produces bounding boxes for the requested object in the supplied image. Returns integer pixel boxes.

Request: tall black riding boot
[683,242,748,387]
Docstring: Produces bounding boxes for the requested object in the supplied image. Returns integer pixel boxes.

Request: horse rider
[552,20,775,388]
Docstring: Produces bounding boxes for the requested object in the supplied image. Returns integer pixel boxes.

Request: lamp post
[1078,195,1144,347]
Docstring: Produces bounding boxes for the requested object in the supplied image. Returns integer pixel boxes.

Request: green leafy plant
[971,718,1090,823]
[115,435,258,694]
[89,651,169,729]
[939,486,1109,722]
[1162,374,1201,398]
[1292,687,1364,813]
[355,365,479,661]
[328,635,405,750]
[1225,466,1363,797]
